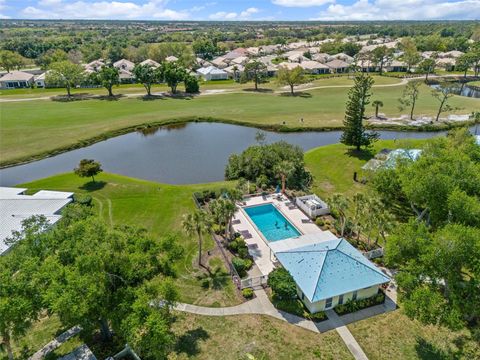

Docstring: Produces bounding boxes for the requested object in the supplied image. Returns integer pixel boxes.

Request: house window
[352,291,358,301]
[338,294,344,305]
[325,297,333,309]
[301,292,304,300]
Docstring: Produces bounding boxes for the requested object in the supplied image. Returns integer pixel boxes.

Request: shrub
[315,218,325,227]
[242,288,254,299]
[335,292,385,315]
[267,268,297,300]
[184,74,199,93]
[309,311,328,322]
[74,193,93,206]
[232,257,252,277]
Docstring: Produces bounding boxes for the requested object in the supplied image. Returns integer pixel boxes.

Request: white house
[165,55,179,63]
[299,60,330,74]
[0,187,73,255]
[139,59,160,68]
[34,72,47,88]
[196,66,228,81]
[0,71,35,89]
[113,58,135,71]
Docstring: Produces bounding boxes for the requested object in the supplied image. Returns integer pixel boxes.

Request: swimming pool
[244,203,301,242]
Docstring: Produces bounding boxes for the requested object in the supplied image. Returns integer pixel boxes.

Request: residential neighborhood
[0,12,479,360]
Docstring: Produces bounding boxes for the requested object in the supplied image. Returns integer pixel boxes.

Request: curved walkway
[169,288,403,360]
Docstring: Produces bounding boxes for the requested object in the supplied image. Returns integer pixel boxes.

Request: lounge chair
[231,219,241,225]
[301,218,312,224]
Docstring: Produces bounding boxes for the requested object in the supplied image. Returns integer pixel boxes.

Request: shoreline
[1,117,477,169]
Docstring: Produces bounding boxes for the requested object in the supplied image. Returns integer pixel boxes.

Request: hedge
[334,292,385,315]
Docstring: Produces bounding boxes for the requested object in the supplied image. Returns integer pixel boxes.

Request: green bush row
[334,292,385,315]
[232,257,253,277]
[272,296,327,322]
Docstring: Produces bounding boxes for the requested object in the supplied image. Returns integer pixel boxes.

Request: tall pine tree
[341,73,378,150]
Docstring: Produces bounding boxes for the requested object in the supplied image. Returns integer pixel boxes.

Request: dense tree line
[0,204,184,360]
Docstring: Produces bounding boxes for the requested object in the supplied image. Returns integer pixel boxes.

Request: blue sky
[1,0,479,21]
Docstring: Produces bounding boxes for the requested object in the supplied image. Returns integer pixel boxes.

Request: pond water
[430,82,480,98]
[0,122,475,186]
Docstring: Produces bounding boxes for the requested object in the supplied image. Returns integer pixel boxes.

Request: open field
[1,77,478,167]
[348,310,480,360]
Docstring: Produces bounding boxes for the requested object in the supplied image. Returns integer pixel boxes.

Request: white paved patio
[232,194,337,276]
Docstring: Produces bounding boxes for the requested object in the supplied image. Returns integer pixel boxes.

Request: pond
[0,122,475,186]
[429,82,480,98]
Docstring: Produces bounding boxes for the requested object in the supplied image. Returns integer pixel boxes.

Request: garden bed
[268,291,328,322]
[334,291,385,316]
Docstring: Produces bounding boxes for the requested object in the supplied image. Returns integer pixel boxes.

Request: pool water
[244,204,301,242]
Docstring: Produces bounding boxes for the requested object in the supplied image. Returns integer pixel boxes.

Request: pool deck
[232,194,337,276]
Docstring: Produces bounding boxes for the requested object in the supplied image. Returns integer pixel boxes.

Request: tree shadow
[140,94,166,101]
[197,266,230,290]
[96,94,126,101]
[174,327,210,356]
[279,91,312,98]
[79,181,107,192]
[51,93,92,102]
[166,92,196,100]
[345,147,376,161]
[242,88,274,93]
[415,338,455,360]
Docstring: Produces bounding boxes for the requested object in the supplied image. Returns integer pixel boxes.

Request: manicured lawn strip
[20,172,240,307]
[9,314,83,359]
[348,311,480,360]
[4,76,477,166]
[0,74,400,98]
[305,139,428,198]
[171,313,353,360]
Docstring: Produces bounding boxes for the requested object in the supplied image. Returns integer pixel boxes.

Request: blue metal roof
[275,238,390,302]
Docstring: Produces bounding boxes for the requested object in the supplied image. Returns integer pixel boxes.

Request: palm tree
[232,65,239,82]
[182,209,210,267]
[209,198,237,239]
[274,160,295,194]
[372,100,383,118]
[328,193,349,237]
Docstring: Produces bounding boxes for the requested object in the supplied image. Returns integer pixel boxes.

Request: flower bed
[334,291,385,315]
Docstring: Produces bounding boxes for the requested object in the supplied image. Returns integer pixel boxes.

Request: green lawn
[348,310,480,360]
[170,313,353,360]
[20,172,241,308]
[2,76,477,167]
[305,139,427,198]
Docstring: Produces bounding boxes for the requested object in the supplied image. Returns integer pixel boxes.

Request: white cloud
[272,0,334,7]
[38,0,63,6]
[209,7,260,20]
[21,0,190,20]
[310,0,480,20]
[0,0,9,18]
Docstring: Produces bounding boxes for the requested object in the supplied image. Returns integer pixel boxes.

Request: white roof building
[196,66,228,81]
[139,59,160,68]
[113,59,135,71]
[0,187,73,255]
[0,71,35,89]
[165,55,179,62]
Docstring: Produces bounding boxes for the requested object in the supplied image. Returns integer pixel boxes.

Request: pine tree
[340,73,378,150]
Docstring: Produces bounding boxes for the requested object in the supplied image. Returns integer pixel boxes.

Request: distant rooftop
[275,238,390,302]
[58,345,97,360]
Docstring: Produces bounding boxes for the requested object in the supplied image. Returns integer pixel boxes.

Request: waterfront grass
[2,77,478,167]
[305,138,427,198]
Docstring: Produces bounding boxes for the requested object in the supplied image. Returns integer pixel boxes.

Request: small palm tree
[182,209,210,267]
[328,193,349,237]
[274,160,295,194]
[232,65,239,82]
[372,100,384,118]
